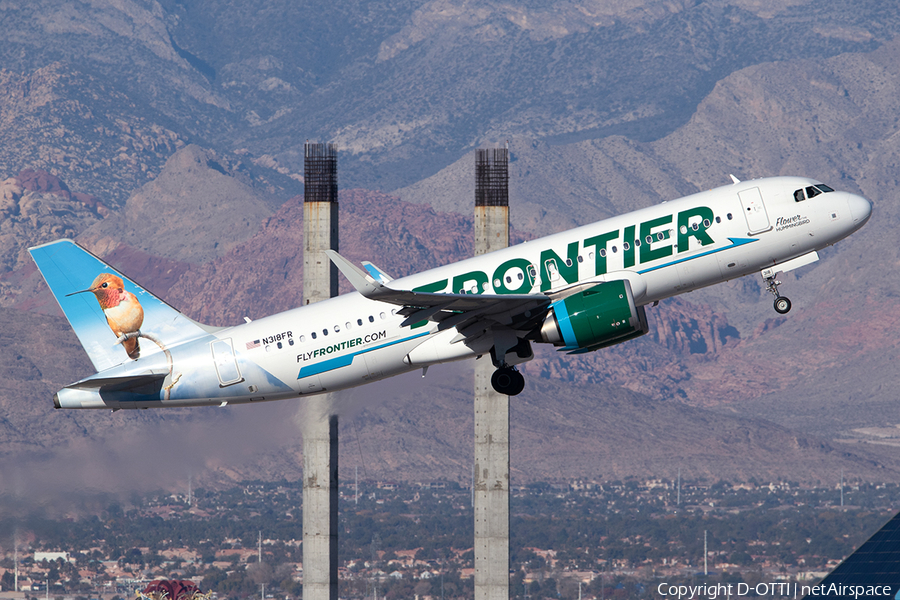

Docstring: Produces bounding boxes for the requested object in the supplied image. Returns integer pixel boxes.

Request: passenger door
[738,187,771,234]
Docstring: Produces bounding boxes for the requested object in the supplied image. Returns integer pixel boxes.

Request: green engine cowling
[540,279,649,352]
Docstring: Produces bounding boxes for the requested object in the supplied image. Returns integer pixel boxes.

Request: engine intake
[540,279,649,351]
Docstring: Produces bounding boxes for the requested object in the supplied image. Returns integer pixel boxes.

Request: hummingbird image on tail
[68,273,144,359]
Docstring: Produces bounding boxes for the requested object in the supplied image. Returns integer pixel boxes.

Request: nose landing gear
[762,269,792,314]
[491,366,525,396]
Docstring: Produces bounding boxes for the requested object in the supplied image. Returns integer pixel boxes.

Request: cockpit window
[794,184,834,202]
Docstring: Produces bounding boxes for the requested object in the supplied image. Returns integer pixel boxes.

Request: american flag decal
[246,339,261,350]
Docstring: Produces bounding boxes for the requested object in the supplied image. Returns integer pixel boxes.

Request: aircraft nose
[848,194,873,225]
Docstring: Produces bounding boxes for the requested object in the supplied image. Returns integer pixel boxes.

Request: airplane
[29,175,872,409]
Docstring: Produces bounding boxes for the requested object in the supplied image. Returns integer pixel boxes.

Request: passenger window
[334,325,340,332]
[300,335,306,342]
[380,312,386,320]
[634,239,640,247]
[623,242,630,251]
[727,213,733,220]
[599,249,606,257]
[311,332,317,340]
[345,322,351,330]
[577,255,584,263]
[645,235,653,244]
[323,329,329,336]
[369,316,374,323]
[715,216,721,224]
[277,342,282,349]
[703,219,711,227]
[357,319,363,326]
[805,186,822,199]
[793,189,805,202]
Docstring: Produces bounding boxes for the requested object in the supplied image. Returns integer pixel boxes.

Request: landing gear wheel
[762,269,793,315]
[774,296,792,314]
[491,367,525,396]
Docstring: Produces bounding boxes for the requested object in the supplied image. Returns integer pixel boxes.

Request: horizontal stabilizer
[68,372,167,393]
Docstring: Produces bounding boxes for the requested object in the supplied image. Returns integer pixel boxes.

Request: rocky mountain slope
[3,0,897,195]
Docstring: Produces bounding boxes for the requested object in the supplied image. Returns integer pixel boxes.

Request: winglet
[324,250,386,298]
[361,261,393,283]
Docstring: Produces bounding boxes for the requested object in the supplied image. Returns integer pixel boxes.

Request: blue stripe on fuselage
[297,332,429,379]
[637,237,757,275]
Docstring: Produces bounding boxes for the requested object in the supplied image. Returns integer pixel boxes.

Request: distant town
[0,479,895,600]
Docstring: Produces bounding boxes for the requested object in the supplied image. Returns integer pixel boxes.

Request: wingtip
[324,250,385,297]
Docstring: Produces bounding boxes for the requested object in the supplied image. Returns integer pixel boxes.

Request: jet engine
[540,279,649,352]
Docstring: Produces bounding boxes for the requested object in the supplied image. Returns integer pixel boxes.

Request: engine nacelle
[540,279,649,351]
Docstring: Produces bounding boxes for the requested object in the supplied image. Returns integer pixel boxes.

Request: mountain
[2,0,897,194]
[79,144,283,264]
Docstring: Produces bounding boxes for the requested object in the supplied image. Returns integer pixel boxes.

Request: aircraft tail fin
[29,239,213,372]
[802,510,900,599]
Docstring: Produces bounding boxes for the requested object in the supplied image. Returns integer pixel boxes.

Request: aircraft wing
[325,250,551,332]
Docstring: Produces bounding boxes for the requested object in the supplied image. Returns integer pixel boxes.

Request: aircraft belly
[299,373,326,394]
[677,254,724,292]
[641,268,682,301]
[315,355,369,390]
[362,344,415,381]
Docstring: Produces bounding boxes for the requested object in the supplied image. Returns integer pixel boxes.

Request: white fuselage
[54,176,872,409]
